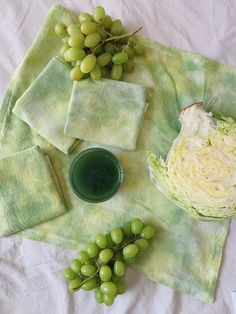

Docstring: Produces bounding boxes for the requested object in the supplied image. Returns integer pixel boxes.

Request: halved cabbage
[147,102,236,220]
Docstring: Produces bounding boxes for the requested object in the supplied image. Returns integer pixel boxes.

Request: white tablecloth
[0,1,236,313]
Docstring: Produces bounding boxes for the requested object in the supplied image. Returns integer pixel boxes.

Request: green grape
[70,259,82,273]
[94,45,104,55]
[81,264,97,276]
[97,52,112,67]
[81,278,97,291]
[95,234,108,249]
[141,226,154,239]
[126,46,134,58]
[110,19,123,36]
[133,44,145,56]
[84,33,101,48]
[111,64,123,80]
[67,24,81,36]
[77,250,90,263]
[71,61,77,67]
[111,228,123,244]
[106,234,114,248]
[86,242,99,258]
[79,13,93,23]
[103,15,112,29]
[55,22,67,37]
[63,268,77,280]
[122,221,132,237]
[112,52,128,65]
[96,26,107,39]
[90,64,101,80]
[131,218,143,234]
[100,282,117,295]
[134,238,148,251]
[59,44,70,57]
[100,66,110,78]
[93,6,106,23]
[123,244,139,259]
[77,41,85,49]
[114,260,125,276]
[80,54,97,73]
[64,47,85,61]
[68,33,84,47]
[99,265,112,282]
[81,21,97,35]
[104,42,115,54]
[99,248,114,264]
[103,294,115,306]
[66,36,84,49]
[71,66,84,81]
[123,60,134,73]
[68,278,82,292]
[124,257,135,264]
[116,281,126,295]
[95,288,104,303]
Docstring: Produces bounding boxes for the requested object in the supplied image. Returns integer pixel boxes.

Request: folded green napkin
[12,57,77,154]
[0,145,67,236]
[64,79,148,150]
[0,3,233,303]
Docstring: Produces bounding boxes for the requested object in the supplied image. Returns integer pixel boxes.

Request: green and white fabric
[0,3,234,303]
[65,78,148,150]
[0,145,67,236]
[13,57,77,154]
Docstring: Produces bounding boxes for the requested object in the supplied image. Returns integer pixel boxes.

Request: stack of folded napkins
[13,57,148,153]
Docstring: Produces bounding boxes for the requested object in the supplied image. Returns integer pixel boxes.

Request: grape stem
[91,26,143,54]
[105,30,113,37]
[104,26,143,42]
[122,38,131,53]
[75,267,101,291]
[116,235,141,252]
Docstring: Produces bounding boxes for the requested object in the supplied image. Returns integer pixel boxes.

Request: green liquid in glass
[69,148,123,203]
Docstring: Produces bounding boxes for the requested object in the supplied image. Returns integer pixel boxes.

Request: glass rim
[69,147,123,203]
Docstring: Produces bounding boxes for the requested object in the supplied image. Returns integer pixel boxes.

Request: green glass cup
[69,148,123,203]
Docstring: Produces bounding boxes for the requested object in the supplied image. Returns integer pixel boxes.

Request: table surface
[0,1,236,313]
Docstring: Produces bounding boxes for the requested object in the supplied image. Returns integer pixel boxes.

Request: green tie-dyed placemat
[0,4,234,303]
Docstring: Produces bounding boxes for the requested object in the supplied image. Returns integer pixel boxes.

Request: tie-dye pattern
[64,78,148,150]
[0,4,233,303]
[0,145,67,236]
[13,57,77,154]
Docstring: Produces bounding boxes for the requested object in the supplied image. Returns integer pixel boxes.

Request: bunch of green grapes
[63,218,154,306]
[54,6,144,81]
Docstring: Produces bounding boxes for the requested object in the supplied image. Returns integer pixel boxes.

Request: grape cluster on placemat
[54,6,144,81]
[63,218,154,306]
